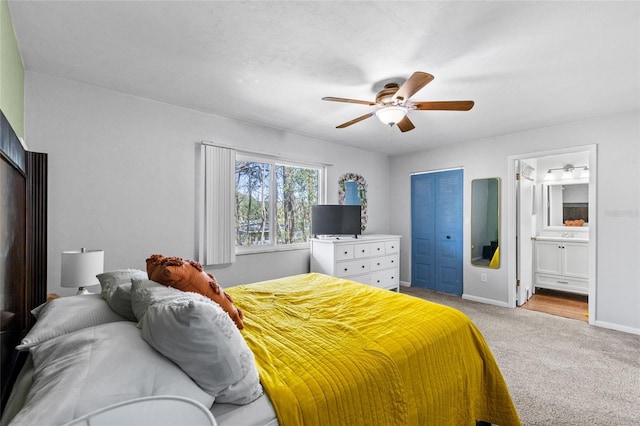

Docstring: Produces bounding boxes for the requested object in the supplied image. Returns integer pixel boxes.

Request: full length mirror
[544,183,589,229]
[471,178,500,268]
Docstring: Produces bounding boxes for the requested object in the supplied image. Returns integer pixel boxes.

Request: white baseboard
[400,284,513,309]
[593,320,640,336]
[462,293,512,308]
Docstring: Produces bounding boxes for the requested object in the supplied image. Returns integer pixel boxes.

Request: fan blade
[336,112,376,128]
[411,100,475,111]
[322,97,376,106]
[396,116,415,132]
[393,72,434,101]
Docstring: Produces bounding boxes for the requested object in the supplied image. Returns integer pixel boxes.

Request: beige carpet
[400,286,640,426]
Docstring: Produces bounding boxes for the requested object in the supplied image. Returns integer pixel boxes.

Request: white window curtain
[200,143,236,265]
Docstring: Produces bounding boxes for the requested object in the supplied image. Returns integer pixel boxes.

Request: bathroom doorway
[508,145,596,323]
[521,288,588,321]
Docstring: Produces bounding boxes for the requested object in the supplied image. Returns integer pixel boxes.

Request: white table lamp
[61,248,104,294]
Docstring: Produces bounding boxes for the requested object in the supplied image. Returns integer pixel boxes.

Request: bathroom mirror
[471,178,500,268]
[544,183,589,229]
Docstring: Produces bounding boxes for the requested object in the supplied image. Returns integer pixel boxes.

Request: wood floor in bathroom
[521,288,589,322]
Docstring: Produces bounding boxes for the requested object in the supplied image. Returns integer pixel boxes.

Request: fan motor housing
[376,83,400,104]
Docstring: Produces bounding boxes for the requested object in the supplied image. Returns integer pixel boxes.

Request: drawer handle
[344,268,349,272]
[557,280,569,284]
[391,260,395,263]
[361,265,365,269]
[361,249,365,253]
[377,248,381,251]
[376,280,380,283]
[376,262,381,266]
[344,251,348,255]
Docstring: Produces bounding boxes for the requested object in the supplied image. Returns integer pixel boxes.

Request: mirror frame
[542,179,589,232]
[338,173,368,231]
[471,177,501,269]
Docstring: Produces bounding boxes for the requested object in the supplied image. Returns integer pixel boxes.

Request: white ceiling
[8,1,640,155]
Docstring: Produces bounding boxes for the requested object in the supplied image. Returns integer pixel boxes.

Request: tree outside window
[235,156,322,250]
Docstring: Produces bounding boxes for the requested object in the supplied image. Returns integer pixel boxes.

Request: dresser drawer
[370,254,399,271]
[345,274,370,286]
[385,240,399,254]
[334,245,354,261]
[370,269,399,290]
[352,243,371,259]
[336,259,370,278]
[369,242,385,257]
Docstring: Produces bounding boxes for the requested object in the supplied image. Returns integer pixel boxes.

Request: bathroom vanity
[533,177,590,295]
[533,237,588,295]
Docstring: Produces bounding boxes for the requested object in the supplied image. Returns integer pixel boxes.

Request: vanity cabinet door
[534,241,563,275]
[563,243,589,279]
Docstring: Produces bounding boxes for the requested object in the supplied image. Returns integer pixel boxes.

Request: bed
[1,271,520,426]
[0,114,520,426]
[227,273,521,425]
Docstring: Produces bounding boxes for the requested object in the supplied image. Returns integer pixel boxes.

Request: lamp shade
[375,106,408,125]
[61,249,104,290]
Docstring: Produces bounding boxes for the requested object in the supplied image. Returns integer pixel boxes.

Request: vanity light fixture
[545,164,589,180]
[544,169,555,180]
[579,166,590,178]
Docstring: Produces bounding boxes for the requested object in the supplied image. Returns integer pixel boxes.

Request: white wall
[389,111,640,333]
[24,71,640,333]
[25,72,391,293]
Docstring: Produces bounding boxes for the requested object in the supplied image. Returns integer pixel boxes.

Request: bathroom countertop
[535,236,589,243]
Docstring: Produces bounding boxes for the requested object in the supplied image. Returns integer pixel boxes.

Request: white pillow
[130,278,182,321]
[97,269,147,321]
[10,322,215,426]
[140,293,263,405]
[16,294,126,351]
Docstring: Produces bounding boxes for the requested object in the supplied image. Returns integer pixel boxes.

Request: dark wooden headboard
[0,110,47,413]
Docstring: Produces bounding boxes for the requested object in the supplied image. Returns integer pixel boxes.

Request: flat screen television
[311,205,362,238]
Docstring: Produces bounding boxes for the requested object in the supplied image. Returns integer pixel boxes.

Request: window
[235,154,324,251]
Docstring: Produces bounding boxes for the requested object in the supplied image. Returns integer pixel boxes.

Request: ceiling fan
[322,71,474,132]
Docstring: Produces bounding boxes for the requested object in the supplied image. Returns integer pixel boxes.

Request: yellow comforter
[226,273,520,426]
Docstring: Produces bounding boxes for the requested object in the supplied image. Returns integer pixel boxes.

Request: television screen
[311,205,362,237]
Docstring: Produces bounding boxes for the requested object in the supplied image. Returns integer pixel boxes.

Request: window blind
[200,144,236,265]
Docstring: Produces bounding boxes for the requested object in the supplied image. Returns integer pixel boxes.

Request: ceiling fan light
[375,106,408,126]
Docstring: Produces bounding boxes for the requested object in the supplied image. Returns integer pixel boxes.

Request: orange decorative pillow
[146,253,164,279]
[145,254,244,329]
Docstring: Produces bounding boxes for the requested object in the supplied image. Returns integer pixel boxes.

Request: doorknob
[446,235,451,239]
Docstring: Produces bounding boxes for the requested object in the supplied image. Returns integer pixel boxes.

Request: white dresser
[310,234,401,291]
[534,238,589,295]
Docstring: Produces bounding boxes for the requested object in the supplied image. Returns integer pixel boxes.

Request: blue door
[411,169,463,295]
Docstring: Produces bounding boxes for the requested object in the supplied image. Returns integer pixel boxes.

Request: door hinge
[516,279,521,287]
[515,172,521,181]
